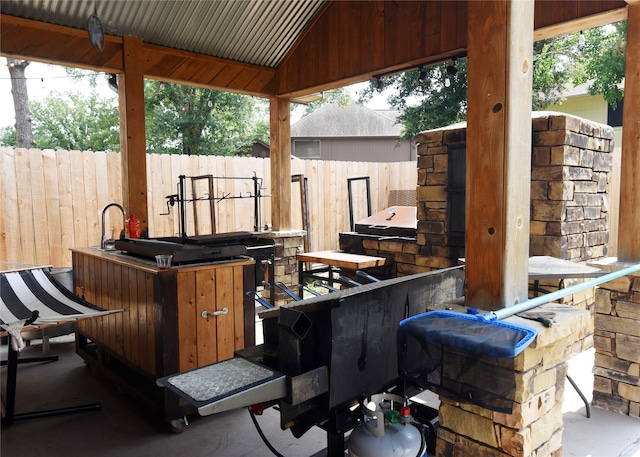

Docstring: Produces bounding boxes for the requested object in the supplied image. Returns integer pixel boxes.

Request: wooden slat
[144,271,155,374]
[56,150,75,265]
[215,267,235,361]
[195,269,217,367]
[0,149,19,262]
[82,151,99,244]
[121,264,132,361]
[15,149,35,263]
[135,269,147,371]
[177,270,196,371]
[233,265,245,351]
[42,150,63,266]
[128,268,140,368]
[28,149,48,265]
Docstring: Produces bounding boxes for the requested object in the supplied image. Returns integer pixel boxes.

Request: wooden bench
[297,250,389,291]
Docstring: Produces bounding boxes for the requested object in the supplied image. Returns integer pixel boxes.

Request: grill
[115,232,276,295]
[115,232,260,265]
[158,266,465,456]
[353,206,417,237]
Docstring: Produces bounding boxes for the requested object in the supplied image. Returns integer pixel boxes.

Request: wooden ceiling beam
[0,14,276,97]
[141,43,276,97]
[534,6,627,41]
[0,14,123,73]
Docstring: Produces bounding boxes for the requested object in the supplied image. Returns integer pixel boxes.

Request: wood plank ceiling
[0,1,629,98]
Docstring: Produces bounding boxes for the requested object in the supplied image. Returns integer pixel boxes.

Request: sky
[0,59,390,130]
[0,60,118,129]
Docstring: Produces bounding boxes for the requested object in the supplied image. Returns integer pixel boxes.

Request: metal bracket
[201,307,228,318]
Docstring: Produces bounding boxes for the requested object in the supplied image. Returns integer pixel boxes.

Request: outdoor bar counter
[71,246,256,426]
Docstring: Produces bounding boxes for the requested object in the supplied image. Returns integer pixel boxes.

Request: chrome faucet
[101,203,127,249]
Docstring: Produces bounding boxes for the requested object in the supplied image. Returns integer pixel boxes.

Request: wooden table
[297,250,389,290]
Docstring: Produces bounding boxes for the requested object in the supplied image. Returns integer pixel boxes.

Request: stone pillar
[432,303,592,456]
[590,258,640,417]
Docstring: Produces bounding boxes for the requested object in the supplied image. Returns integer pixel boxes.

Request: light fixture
[87,6,105,53]
[291,92,324,104]
[108,73,118,93]
[376,76,384,92]
[579,31,586,46]
[418,65,428,83]
[446,58,458,77]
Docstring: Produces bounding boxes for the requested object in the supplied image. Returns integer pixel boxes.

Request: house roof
[291,103,403,138]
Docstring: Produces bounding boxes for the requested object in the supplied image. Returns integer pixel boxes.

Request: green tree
[360,22,626,140]
[359,61,468,141]
[0,125,17,147]
[532,37,574,109]
[29,91,120,151]
[144,81,269,156]
[571,21,626,107]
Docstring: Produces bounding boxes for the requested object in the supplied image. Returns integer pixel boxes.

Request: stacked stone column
[590,259,640,417]
[433,304,592,456]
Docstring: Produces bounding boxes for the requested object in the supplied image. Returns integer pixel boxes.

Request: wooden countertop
[297,250,388,270]
[71,246,254,274]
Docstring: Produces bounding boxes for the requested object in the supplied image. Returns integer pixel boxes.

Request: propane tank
[126,214,141,238]
[348,395,426,457]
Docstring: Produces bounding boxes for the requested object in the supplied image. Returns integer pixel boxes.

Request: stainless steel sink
[88,245,119,252]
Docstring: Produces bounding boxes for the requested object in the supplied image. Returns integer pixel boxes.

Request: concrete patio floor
[1,335,639,457]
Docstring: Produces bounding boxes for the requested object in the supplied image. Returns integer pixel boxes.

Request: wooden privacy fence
[1,148,417,268]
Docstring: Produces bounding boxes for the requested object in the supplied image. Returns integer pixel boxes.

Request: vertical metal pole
[347,177,372,231]
[253,174,260,232]
[178,175,186,239]
[2,343,19,426]
[347,179,355,231]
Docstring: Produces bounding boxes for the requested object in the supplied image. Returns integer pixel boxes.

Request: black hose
[248,407,286,457]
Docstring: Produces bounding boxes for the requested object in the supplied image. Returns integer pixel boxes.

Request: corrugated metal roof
[0,0,326,68]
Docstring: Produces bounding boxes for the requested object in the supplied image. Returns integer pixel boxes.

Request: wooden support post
[269,97,292,231]
[119,35,148,236]
[465,0,534,310]
[617,3,640,261]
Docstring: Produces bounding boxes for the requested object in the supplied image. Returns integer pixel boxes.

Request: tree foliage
[359,22,627,140]
[571,21,626,108]
[28,91,120,151]
[359,61,468,139]
[144,81,269,155]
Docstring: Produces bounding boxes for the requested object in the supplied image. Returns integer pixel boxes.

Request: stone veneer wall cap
[589,257,640,275]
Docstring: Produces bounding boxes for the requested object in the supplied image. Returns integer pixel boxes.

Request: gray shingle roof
[291,103,403,138]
